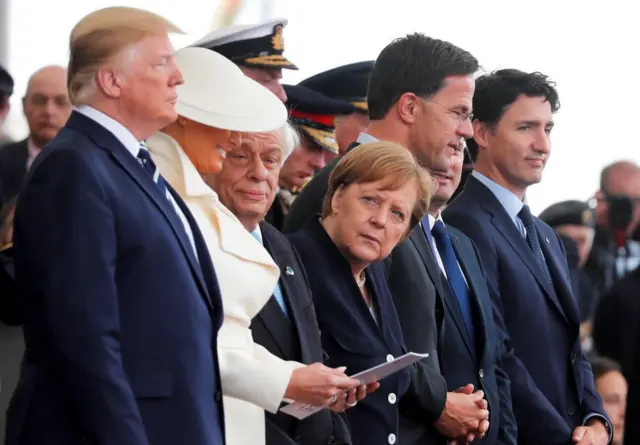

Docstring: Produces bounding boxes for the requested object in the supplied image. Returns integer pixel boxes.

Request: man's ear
[397,92,421,125]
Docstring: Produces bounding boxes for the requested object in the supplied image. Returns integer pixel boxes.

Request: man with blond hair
[5,7,225,445]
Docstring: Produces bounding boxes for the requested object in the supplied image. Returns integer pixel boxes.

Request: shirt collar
[74,105,141,158]
[356,132,379,144]
[426,212,445,231]
[471,170,525,224]
[251,225,263,244]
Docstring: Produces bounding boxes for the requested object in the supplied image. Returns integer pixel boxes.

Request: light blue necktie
[251,230,289,318]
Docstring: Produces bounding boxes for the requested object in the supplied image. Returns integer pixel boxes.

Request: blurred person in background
[146,46,362,445]
[265,84,355,230]
[288,141,433,445]
[0,65,71,207]
[590,357,627,445]
[592,259,640,380]
[298,61,373,156]
[192,18,296,103]
[0,197,18,326]
[0,65,14,146]
[585,161,640,295]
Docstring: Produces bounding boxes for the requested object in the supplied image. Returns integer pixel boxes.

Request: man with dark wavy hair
[445,69,611,445]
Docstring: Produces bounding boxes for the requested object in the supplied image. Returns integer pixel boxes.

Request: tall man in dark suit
[212,124,374,445]
[284,33,491,445]
[0,65,71,208]
[424,144,517,444]
[5,8,226,445]
[444,69,611,445]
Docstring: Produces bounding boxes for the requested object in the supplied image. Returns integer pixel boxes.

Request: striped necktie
[137,146,170,199]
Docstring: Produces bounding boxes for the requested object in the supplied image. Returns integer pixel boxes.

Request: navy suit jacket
[5,111,225,445]
[436,223,516,445]
[288,218,411,445]
[444,175,609,445]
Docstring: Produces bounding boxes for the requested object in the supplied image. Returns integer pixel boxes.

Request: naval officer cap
[284,84,356,154]
[298,61,374,113]
[0,65,14,97]
[191,18,297,70]
[539,200,596,229]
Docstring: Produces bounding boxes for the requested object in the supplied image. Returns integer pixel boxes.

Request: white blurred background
[3,0,638,213]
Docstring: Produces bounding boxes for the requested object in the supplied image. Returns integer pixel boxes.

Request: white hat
[174,46,288,132]
[190,18,297,70]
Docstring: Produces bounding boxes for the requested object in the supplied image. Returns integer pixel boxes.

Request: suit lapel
[410,226,476,357]
[260,224,310,362]
[67,112,210,305]
[538,228,580,327]
[463,177,569,324]
[449,231,488,359]
[409,227,447,298]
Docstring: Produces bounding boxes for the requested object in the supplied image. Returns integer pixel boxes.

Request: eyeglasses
[424,98,473,123]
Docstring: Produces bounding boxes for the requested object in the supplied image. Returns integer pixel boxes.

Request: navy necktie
[431,220,476,347]
[137,146,170,200]
[518,205,553,286]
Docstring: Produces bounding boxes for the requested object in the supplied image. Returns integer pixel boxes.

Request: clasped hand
[285,363,380,412]
[436,384,490,445]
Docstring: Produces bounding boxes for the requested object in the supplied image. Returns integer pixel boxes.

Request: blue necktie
[518,205,553,286]
[431,220,476,347]
[137,146,170,200]
[250,230,289,318]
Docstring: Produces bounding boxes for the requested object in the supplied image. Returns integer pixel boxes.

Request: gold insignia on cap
[271,24,284,51]
[582,208,593,225]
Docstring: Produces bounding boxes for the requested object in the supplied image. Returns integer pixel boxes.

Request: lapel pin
[545,237,550,244]
[285,266,294,276]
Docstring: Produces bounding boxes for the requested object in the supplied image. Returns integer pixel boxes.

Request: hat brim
[300,126,339,154]
[243,54,298,70]
[175,72,288,133]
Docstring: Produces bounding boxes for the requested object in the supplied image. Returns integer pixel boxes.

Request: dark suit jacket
[251,222,351,445]
[264,194,287,232]
[5,111,225,445]
[288,218,411,445]
[387,229,448,445]
[0,245,19,325]
[438,223,516,445]
[444,175,609,445]
[0,139,28,207]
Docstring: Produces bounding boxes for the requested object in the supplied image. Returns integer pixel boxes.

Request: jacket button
[478,368,484,379]
[386,354,394,362]
[571,353,577,363]
[388,393,397,404]
[214,391,222,402]
[568,406,576,416]
[388,433,397,444]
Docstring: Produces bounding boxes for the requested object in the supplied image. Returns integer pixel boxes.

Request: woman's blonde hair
[322,141,434,232]
[68,7,183,105]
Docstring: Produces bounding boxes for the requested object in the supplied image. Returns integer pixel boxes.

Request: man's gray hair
[278,120,300,164]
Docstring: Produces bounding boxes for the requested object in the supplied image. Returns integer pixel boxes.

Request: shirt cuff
[582,413,612,444]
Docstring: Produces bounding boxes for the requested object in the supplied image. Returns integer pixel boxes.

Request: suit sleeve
[469,241,518,445]
[445,215,573,443]
[13,150,148,445]
[553,233,611,439]
[387,245,447,422]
